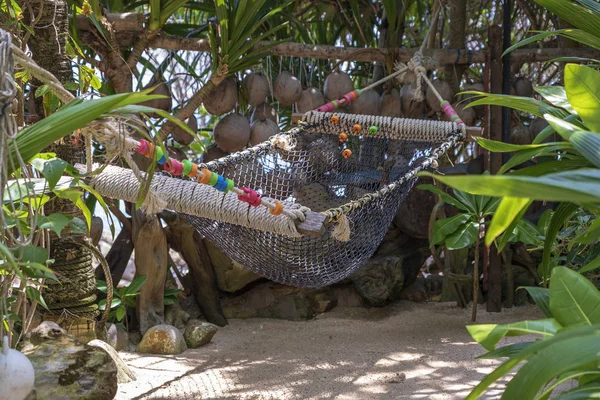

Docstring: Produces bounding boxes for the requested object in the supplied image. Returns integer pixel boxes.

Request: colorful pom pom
[270,201,284,216]
[369,126,378,135]
[352,124,361,133]
[339,132,348,143]
[342,149,352,159]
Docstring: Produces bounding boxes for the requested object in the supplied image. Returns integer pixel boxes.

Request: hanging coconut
[514,77,534,97]
[273,72,302,107]
[171,116,196,145]
[380,88,403,117]
[204,78,237,116]
[463,82,485,118]
[167,147,188,161]
[350,89,381,115]
[451,102,476,126]
[510,125,533,145]
[242,73,270,107]
[250,118,280,146]
[251,103,278,124]
[530,117,549,136]
[400,84,427,118]
[141,73,172,115]
[324,71,354,101]
[203,145,229,163]
[295,87,325,113]
[426,80,453,112]
[213,113,251,153]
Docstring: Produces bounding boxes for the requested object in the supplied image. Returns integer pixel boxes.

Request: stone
[183,320,218,349]
[87,340,136,384]
[137,324,187,355]
[393,177,436,239]
[399,279,428,302]
[164,303,191,331]
[106,323,128,351]
[351,252,424,307]
[204,240,262,292]
[19,322,117,400]
[375,223,410,257]
[330,285,366,307]
[307,291,338,313]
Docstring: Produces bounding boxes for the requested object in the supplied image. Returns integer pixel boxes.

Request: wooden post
[486,26,504,313]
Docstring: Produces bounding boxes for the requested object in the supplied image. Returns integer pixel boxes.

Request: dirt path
[116,301,542,399]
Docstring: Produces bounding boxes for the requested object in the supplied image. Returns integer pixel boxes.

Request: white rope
[82,164,306,238]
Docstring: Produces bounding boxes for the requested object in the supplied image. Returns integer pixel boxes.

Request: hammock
[84,111,464,287]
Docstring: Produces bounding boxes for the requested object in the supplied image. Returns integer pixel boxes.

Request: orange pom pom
[198,168,212,184]
[270,201,284,216]
[188,163,199,178]
[331,115,340,124]
[339,132,348,143]
[342,149,352,159]
[352,124,361,133]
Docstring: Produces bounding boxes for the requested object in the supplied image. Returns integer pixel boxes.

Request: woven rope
[302,111,456,143]
[84,164,308,238]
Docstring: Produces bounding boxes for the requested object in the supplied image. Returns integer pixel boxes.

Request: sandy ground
[116,301,543,400]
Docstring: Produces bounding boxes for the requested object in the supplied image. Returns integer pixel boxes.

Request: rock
[330,285,366,307]
[393,177,436,239]
[87,340,136,384]
[204,240,262,292]
[106,323,128,351]
[137,325,187,355]
[183,320,218,349]
[164,303,191,331]
[399,279,428,302]
[423,274,444,299]
[19,322,117,400]
[307,291,338,313]
[351,253,423,307]
[375,223,410,257]
[128,331,141,345]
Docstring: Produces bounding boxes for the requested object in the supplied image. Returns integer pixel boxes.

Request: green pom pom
[369,125,378,135]
[209,173,219,187]
[182,160,193,176]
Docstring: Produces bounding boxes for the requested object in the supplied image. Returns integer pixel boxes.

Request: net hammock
[85,112,464,287]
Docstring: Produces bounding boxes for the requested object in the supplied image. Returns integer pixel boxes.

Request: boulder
[137,324,187,355]
[183,320,218,349]
[105,323,128,351]
[393,178,436,239]
[19,322,117,400]
[87,340,136,384]
[351,252,423,306]
[164,303,191,331]
[399,279,428,302]
[204,240,262,292]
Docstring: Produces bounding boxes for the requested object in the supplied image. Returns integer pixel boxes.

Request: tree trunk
[443,0,467,95]
[163,214,228,327]
[95,225,134,286]
[132,210,168,333]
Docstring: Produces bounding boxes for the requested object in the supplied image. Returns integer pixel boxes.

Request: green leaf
[430,214,471,246]
[418,170,600,205]
[98,298,122,311]
[163,295,179,305]
[554,383,600,400]
[20,245,48,265]
[445,221,479,250]
[466,318,561,352]
[25,286,49,311]
[570,131,600,167]
[53,188,91,229]
[565,64,600,132]
[534,0,600,38]
[417,184,470,212]
[573,217,600,244]
[123,275,147,296]
[96,279,108,293]
[544,114,581,140]
[534,86,576,114]
[464,92,570,119]
[115,305,126,322]
[550,266,600,326]
[486,197,532,247]
[520,287,553,318]
[540,203,579,280]
[37,214,71,237]
[69,217,87,235]
[477,341,534,359]
[474,137,559,153]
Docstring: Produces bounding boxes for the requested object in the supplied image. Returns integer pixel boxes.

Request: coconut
[380,88,402,117]
[273,72,302,107]
[167,147,187,162]
[203,145,229,163]
[463,82,485,118]
[251,103,278,123]
[350,89,381,115]
[400,84,427,118]
[213,113,251,153]
[242,73,270,107]
[171,116,196,145]
[324,71,354,101]
[530,117,549,136]
[250,119,279,146]
[510,125,533,145]
[204,79,237,116]
[141,74,172,114]
[451,102,476,126]
[515,78,534,97]
[295,87,325,113]
[426,80,453,112]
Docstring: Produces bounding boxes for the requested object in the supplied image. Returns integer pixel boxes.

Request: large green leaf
[30,158,68,191]
[570,131,600,168]
[474,137,564,153]
[417,184,470,212]
[544,114,581,140]
[486,197,532,247]
[554,383,600,400]
[444,221,479,250]
[521,287,553,318]
[430,214,471,246]
[503,326,600,399]
[467,318,562,352]
[535,86,576,114]
[565,64,600,132]
[540,203,579,280]
[478,341,534,359]
[37,214,71,237]
[550,266,600,326]
[419,170,600,204]
[534,0,600,38]
[464,92,570,119]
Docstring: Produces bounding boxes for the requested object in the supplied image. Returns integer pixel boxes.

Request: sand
[116,301,543,400]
